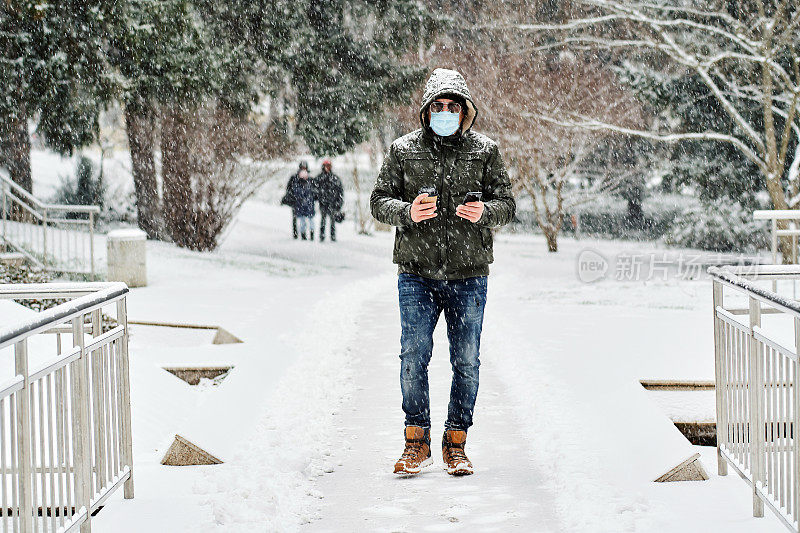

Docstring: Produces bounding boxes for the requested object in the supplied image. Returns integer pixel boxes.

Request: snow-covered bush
[99,182,137,227]
[0,263,52,285]
[50,154,136,228]
[513,193,694,241]
[664,201,768,252]
[0,263,63,312]
[569,208,681,241]
[53,156,105,211]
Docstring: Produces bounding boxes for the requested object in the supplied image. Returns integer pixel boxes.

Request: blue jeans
[398,273,487,432]
[297,216,312,235]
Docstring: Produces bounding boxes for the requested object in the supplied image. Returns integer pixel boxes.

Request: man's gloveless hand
[410,193,438,223]
[456,201,485,223]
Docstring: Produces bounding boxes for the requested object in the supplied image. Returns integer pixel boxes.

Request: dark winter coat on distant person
[370,68,515,280]
[288,176,316,217]
[281,173,299,208]
[313,171,344,212]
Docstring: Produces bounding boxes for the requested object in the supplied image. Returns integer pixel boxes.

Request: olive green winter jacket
[370,68,516,280]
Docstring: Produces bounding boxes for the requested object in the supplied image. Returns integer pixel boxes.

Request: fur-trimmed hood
[419,68,478,135]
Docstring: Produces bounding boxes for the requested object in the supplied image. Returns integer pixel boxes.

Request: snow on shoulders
[463,130,497,152]
[391,129,425,153]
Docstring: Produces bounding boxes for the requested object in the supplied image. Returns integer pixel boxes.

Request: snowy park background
[3,1,800,532]
[7,150,786,532]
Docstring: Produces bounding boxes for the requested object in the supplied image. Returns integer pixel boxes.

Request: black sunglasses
[430,101,462,113]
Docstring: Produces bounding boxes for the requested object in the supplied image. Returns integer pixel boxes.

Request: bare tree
[512,138,634,251]
[161,103,294,251]
[495,0,800,257]
[351,150,378,235]
[468,50,645,251]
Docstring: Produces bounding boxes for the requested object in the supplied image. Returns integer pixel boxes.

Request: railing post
[72,316,93,532]
[772,218,779,264]
[116,297,134,499]
[89,211,95,280]
[90,309,106,490]
[1,184,7,244]
[43,207,48,265]
[14,339,33,532]
[748,296,764,517]
[794,317,800,527]
[772,218,779,292]
[713,280,728,475]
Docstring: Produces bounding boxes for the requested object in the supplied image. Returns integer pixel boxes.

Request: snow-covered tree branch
[490,0,800,257]
[535,113,768,174]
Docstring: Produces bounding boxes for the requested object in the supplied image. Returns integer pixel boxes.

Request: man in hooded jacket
[314,159,344,242]
[371,68,515,476]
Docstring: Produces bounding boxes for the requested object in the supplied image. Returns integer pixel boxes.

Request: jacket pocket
[402,157,437,200]
[454,157,485,191]
[447,223,492,270]
[393,227,415,264]
[393,226,440,268]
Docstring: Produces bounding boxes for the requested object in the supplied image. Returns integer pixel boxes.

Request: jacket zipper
[436,139,446,269]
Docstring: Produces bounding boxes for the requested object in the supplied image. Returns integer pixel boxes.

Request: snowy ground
[3,187,788,531]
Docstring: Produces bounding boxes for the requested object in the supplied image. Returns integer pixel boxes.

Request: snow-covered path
[74,197,786,532]
[308,293,560,532]
[15,156,789,531]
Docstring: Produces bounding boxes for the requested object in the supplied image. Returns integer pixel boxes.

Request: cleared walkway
[307,295,561,532]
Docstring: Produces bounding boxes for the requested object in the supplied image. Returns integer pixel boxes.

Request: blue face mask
[430,111,461,137]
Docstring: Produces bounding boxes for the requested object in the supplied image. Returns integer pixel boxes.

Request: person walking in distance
[281,161,310,239]
[370,68,515,475]
[288,166,316,240]
[314,159,344,242]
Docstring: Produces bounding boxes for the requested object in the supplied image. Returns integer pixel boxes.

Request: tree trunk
[161,106,193,247]
[544,229,559,252]
[125,102,161,239]
[4,106,32,193]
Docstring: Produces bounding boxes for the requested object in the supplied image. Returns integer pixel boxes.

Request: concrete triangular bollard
[163,367,232,386]
[654,453,708,482]
[161,434,223,466]
[212,327,243,345]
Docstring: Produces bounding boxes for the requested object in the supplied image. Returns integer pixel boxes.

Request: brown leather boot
[393,426,432,474]
[442,430,473,476]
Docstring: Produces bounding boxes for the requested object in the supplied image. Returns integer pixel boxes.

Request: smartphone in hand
[463,191,483,204]
[419,187,438,204]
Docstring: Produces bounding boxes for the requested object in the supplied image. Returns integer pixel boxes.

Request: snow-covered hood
[419,68,478,135]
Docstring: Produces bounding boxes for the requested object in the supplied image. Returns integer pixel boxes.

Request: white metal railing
[710,265,800,531]
[0,282,133,532]
[754,210,800,265]
[0,170,99,278]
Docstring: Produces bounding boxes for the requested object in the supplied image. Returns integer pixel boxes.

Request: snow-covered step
[642,382,718,446]
[640,379,715,391]
[0,251,26,267]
